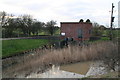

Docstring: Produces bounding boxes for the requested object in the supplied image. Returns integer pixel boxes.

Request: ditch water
[27,61,94,78]
[60,61,93,75]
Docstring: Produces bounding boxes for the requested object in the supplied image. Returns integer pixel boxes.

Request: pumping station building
[60,20,92,41]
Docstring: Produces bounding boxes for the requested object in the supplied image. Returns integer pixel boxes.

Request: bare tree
[0,11,9,27]
[92,22,102,36]
[17,15,33,36]
[31,21,45,35]
[0,11,16,37]
[46,20,57,35]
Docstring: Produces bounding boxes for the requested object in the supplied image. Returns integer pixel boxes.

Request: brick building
[60,21,92,41]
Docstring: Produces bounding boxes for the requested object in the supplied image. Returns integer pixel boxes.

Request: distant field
[113,30,120,38]
[2,39,49,58]
[103,30,120,38]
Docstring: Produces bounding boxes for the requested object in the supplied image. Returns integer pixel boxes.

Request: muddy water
[60,61,93,75]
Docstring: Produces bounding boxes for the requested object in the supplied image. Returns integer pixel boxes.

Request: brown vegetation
[2,41,118,78]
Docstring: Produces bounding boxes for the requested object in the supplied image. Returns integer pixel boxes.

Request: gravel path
[1,37,32,40]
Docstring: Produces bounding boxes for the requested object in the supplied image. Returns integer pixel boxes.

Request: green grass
[103,30,120,38]
[32,29,60,36]
[89,37,110,43]
[2,39,49,58]
[100,37,110,41]
[90,29,120,43]
[113,30,120,38]
[54,29,60,35]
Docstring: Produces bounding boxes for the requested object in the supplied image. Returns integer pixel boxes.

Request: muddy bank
[26,61,119,78]
[20,61,110,78]
[3,60,119,78]
[26,65,85,78]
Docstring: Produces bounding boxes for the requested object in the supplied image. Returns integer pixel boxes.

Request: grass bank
[2,39,49,58]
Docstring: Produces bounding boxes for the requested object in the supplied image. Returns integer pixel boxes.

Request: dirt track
[1,36,60,40]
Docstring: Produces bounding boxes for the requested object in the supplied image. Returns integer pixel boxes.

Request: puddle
[27,65,85,78]
[60,61,93,75]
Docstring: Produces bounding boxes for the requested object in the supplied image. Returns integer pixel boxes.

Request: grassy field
[2,39,49,58]
[103,30,120,38]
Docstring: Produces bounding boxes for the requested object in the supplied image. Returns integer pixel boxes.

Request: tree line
[1,11,117,39]
[0,11,59,38]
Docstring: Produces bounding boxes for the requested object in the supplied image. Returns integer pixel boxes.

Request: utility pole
[110,3,115,40]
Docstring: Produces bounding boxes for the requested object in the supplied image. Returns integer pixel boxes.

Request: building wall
[60,22,92,41]
[118,1,120,27]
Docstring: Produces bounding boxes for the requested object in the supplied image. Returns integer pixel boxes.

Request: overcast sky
[0,0,119,27]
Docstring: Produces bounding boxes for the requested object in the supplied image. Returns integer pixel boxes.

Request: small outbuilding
[60,20,92,41]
